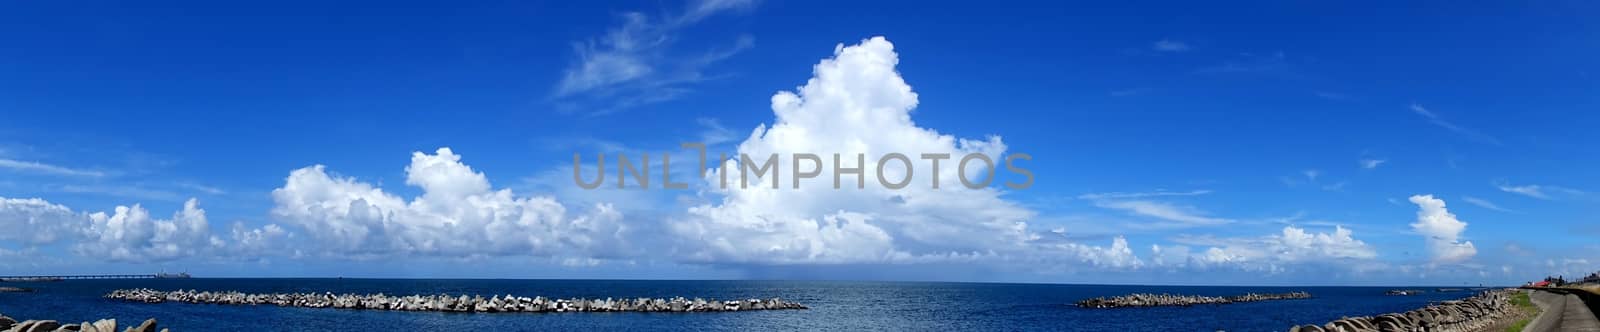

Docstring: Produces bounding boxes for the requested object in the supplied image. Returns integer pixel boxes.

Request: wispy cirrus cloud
[1494,180,1585,200]
[1109,87,1150,97]
[696,117,737,145]
[178,182,227,195]
[1077,189,1211,200]
[552,0,756,115]
[1078,190,1230,225]
[1409,104,1501,145]
[1315,91,1353,101]
[0,158,105,177]
[1302,169,1320,182]
[1359,158,1386,170]
[1461,196,1514,213]
[1495,182,1547,199]
[1090,199,1232,225]
[1196,51,1288,74]
[1280,169,1347,191]
[1151,39,1189,52]
[54,184,185,202]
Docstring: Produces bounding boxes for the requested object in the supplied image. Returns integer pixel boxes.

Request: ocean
[0,279,1479,331]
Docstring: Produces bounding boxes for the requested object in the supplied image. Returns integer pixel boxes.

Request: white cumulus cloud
[669,37,1036,264]
[0,158,106,177]
[270,148,629,260]
[1408,194,1477,264]
[1164,225,1376,272]
[0,197,82,245]
[1052,236,1143,269]
[76,199,214,262]
[1,196,271,262]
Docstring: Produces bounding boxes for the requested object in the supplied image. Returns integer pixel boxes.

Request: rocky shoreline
[1,313,163,332]
[1076,291,1312,308]
[104,288,807,313]
[1288,289,1519,332]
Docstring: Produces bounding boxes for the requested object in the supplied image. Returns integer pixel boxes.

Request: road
[1527,289,1600,332]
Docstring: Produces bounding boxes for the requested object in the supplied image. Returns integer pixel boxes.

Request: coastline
[0,279,1526,331]
[1288,289,1529,332]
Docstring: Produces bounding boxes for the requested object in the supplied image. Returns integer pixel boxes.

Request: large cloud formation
[76,199,212,261]
[270,148,628,259]
[0,196,270,262]
[668,37,1039,264]
[0,36,1402,279]
[0,197,80,245]
[1408,194,1476,264]
[1155,225,1377,272]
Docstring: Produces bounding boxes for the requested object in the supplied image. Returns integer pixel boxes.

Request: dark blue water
[0,279,1478,331]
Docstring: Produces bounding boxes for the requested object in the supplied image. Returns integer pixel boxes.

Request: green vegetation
[1511,291,1535,309]
[1507,318,1532,332]
[1506,291,1539,332]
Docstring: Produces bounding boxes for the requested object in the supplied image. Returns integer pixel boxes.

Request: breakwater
[1076,291,1311,308]
[1,312,162,332]
[104,288,807,313]
[1288,289,1520,332]
[1385,289,1423,296]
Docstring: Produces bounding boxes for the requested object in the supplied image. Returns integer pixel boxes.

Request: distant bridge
[1,273,190,281]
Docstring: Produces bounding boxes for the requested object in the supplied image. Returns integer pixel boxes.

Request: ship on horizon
[155,271,191,279]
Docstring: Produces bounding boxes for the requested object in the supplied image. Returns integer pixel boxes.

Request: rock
[17,320,61,332]
[0,287,33,293]
[0,316,16,330]
[101,288,809,315]
[91,318,116,332]
[1078,292,1312,308]
[1289,325,1323,332]
[1288,289,1519,332]
[125,318,156,332]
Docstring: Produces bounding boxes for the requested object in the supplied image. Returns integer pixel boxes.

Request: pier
[2,275,147,281]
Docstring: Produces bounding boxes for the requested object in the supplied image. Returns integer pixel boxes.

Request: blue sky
[2,0,1597,285]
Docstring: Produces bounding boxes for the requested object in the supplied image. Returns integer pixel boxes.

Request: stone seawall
[1287,289,1519,332]
[1076,292,1311,308]
[1,313,162,332]
[104,288,807,313]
